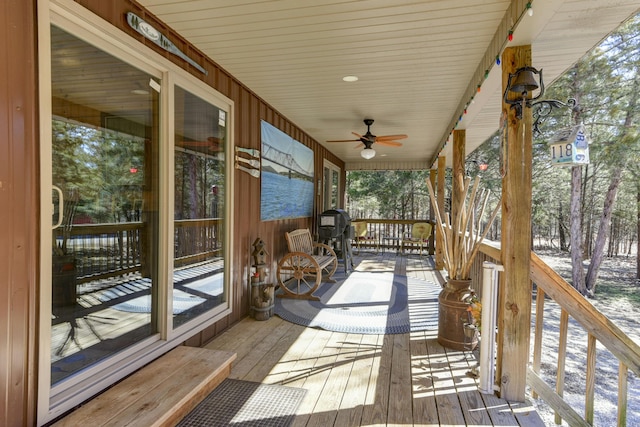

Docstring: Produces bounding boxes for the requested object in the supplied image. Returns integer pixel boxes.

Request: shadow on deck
[203,251,546,426]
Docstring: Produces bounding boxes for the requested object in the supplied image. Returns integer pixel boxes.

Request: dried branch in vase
[426,176,501,280]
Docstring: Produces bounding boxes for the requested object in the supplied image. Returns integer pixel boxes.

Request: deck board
[410,329,441,425]
[202,252,545,426]
[388,333,413,424]
[333,333,375,427]
[295,331,347,427]
[359,333,393,426]
[427,338,468,425]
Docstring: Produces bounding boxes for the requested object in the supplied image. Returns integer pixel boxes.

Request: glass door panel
[173,86,227,327]
[50,26,160,384]
[323,161,341,211]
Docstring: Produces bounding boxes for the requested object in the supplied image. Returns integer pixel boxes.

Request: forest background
[346,13,640,296]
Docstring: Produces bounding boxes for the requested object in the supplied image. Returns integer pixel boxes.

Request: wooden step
[53,346,236,427]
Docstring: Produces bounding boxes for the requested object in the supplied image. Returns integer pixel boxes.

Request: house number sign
[126,12,208,75]
[549,124,589,167]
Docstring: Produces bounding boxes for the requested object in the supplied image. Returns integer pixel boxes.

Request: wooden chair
[352,221,379,254]
[401,222,433,256]
[276,228,338,300]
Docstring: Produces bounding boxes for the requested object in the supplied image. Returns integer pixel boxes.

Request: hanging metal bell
[510,68,539,94]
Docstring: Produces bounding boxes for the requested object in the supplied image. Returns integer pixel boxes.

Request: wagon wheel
[277,252,321,299]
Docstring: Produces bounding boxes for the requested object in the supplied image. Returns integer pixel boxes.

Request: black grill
[318,209,351,239]
[318,209,353,273]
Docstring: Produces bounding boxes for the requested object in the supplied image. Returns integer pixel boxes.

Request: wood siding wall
[74,0,345,342]
[0,1,38,426]
[0,1,343,424]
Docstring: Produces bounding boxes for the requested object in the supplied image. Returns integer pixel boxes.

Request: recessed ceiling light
[342,75,358,82]
[131,89,149,95]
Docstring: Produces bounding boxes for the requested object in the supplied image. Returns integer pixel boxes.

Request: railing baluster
[532,287,545,399]
[555,308,569,425]
[618,362,628,427]
[477,242,638,425]
[585,333,596,424]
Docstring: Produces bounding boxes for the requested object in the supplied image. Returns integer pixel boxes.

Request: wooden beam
[451,130,465,242]
[436,156,446,270]
[499,45,533,401]
[429,169,437,255]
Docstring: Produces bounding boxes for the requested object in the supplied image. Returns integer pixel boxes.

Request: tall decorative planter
[438,278,476,350]
[426,176,501,351]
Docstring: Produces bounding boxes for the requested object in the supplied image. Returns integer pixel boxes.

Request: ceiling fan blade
[332,121,406,148]
[376,140,403,147]
[376,134,408,141]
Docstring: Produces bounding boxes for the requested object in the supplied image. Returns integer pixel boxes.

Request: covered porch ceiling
[138,0,639,170]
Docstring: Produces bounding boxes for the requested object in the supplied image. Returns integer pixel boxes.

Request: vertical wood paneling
[0,3,347,424]
[0,0,38,425]
[69,0,345,344]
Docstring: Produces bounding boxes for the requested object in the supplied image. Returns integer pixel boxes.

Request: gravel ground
[532,251,639,426]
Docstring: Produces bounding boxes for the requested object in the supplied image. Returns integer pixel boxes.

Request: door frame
[37,1,234,423]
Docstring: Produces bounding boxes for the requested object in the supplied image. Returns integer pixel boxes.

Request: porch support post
[435,156,446,270]
[499,45,533,401]
[451,130,465,244]
[429,169,437,255]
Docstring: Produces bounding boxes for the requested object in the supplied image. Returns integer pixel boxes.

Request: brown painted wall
[72,0,345,339]
[1,1,344,424]
[72,0,344,342]
[69,0,344,345]
[0,1,39,426]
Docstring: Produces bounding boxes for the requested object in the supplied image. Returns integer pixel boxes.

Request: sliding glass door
[40,7,233,422]
[173,85,227,328]
[323,159,341,210]
[50,25,161,385]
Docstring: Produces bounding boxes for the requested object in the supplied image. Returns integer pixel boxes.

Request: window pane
[173,86,227,327]
[331,169,339,207]
[50,26,160,384]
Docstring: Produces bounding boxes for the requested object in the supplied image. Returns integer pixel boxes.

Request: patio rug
[177,378,306,427]
[274,271,441,334]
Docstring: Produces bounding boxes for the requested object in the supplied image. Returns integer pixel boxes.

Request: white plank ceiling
[138,0,639,170]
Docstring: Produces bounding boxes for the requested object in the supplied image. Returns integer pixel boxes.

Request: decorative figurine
[252,238,269,266]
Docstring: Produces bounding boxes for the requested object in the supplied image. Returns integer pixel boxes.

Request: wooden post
[435,156,446,270]
[499,45,533,401]
[429,169,437,255]
[452,130,465,241]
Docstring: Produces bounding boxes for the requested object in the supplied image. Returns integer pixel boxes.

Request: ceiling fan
[326,118,407,159]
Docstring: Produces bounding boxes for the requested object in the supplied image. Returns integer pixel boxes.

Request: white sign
[549,125,589,167]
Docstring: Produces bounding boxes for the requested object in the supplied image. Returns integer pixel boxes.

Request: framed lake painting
[260,120,314,221]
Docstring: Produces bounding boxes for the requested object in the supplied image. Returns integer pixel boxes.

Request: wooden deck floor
[204,251,546,426]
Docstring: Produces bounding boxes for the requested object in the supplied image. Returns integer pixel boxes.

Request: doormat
[177,378,306,427]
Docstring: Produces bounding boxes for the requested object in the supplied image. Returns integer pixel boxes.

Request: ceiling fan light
[360,147,376,159]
